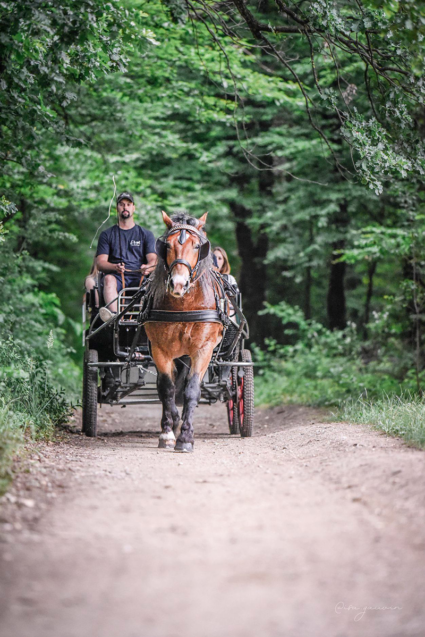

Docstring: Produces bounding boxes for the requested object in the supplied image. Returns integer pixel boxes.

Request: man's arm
[96,254,125,274]
[140,229,158,275]
[140,252,157,275]
[95,230,125,274]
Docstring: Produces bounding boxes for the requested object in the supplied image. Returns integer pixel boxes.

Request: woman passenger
[213,247,238,288]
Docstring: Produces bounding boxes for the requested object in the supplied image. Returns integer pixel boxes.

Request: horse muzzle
[168,274,191,297]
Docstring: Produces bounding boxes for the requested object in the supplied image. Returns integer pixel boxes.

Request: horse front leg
[175,345,214,453]
[154,349,179,450]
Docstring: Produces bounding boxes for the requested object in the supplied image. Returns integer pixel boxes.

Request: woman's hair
[213,246,231,275]
[87,257,99,278]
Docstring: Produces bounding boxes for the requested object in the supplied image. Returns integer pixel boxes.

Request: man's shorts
[112,272,142,292]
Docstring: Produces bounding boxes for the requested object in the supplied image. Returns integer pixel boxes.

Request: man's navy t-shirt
[96,225,156,271]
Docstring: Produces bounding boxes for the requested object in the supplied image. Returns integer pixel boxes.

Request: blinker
[199,240,210,261]
[155,238,168,261]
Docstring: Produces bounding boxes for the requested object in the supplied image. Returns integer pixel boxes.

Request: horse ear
[162,211,173,228]
[197,212,208,229]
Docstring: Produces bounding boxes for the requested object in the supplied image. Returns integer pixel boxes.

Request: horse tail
[174,356,191,405]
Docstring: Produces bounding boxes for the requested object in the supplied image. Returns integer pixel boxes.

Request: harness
[123,269,234,363]
[155,224,211,290]
[120,223,238,363]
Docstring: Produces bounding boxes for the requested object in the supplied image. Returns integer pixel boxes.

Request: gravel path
[1,402,424,637]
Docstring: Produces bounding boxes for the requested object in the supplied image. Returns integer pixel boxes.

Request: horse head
[156,211,210,297]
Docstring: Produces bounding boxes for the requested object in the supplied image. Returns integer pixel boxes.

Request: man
[96,191,157,322]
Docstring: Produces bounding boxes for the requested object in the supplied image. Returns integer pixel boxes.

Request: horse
[144,211,224,452]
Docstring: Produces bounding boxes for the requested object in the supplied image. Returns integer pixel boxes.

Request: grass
[254,366,425,449]
[0,404,25,494]
[338,393,425,448]
[254,361,405,408]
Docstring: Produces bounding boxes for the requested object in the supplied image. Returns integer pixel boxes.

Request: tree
[185,0,425,194]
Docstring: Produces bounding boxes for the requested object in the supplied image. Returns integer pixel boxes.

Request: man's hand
[96,255,126,274]
[140,263,155,275]
[115,262,125,274]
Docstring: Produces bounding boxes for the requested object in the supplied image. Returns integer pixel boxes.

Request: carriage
[82,276,254,440]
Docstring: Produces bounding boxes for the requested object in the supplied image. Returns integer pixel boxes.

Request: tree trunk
[304,219,313,320]
[16,197,28,253]
[327,201,348,330]
[327,241,346,330]
[230,147,273,345]
[363,260,377,338]
[231,201,268,344]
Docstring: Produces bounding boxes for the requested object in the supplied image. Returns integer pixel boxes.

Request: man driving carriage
[96,191,157,322]
[83,208,253,445]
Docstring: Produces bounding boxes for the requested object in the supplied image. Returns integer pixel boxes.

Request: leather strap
[142,309,222,324]
[167,258,195,278]
[167,224,204,239]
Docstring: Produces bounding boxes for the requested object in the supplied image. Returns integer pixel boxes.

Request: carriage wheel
[82,349,98,437]
[238,349,254,438]
[227,366,240,435]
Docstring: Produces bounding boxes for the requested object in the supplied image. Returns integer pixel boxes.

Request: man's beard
[121,211,131,217]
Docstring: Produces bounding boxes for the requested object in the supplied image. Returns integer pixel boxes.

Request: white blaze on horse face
[171,267,190,296]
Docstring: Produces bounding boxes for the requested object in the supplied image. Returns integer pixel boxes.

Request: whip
[90,175,117,249]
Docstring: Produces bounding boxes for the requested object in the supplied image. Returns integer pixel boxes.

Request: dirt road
[1,402,425,637]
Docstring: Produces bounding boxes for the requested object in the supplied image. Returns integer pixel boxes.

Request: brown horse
[144,211,223,452]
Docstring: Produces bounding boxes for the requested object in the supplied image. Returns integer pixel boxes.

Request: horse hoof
[158,431,176,450]
[158,439,175,450]
[174,441,194,453]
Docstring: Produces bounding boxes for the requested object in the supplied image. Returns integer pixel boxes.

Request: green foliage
[339,393,425,448]
[0,339,71,493]
[0,249,81,394]
[183,0,425,192]
[0,406,23,494]
[254,302,418,407]
[0,0,151,168]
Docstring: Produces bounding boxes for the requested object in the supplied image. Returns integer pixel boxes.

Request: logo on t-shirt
[130,240,141,247]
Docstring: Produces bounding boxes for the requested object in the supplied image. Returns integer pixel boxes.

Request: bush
[0,340,71,493]
[254,302,419,407]
[0,252,80,492]
[0,252,81,397]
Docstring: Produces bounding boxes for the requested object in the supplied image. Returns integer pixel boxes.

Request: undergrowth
[0,256,81,494]
[253,302,425,448]
[253,302,416,408]
[338,393,425,448]
[0,339,73,494]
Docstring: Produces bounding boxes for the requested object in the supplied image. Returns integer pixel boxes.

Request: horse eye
[194,244,200,250]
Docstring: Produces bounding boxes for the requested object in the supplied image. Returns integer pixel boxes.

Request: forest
[1,0,425,486]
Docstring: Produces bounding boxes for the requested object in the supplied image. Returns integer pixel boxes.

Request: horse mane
[150,212,213,304]
[169,212,201,228]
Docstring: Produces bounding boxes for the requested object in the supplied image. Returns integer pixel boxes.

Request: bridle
[155,224,211,290]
